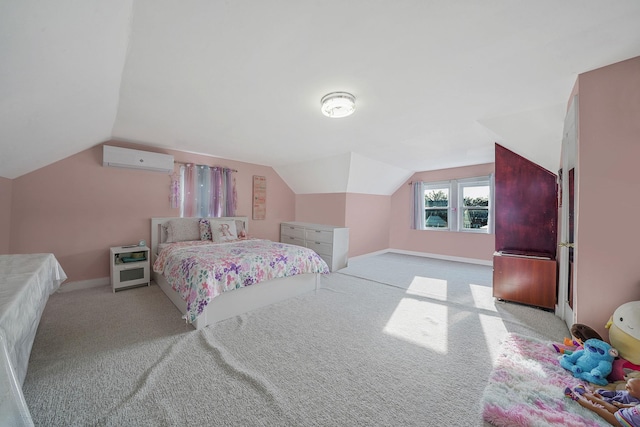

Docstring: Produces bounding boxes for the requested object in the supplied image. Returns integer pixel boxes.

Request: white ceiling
[2,1,640,195]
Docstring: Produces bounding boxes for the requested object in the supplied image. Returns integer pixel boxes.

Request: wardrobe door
[493,143,559,309]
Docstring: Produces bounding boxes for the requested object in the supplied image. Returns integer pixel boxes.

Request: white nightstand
[110,245,150,292]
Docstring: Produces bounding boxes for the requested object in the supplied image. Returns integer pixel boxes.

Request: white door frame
[556,95,577,329]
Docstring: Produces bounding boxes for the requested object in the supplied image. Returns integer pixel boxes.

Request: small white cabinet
[280,222,349,272]
[110,246,150,292]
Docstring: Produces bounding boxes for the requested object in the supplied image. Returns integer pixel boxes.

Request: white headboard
[150,216,249,263]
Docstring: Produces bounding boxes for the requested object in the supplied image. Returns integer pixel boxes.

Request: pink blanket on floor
[482,333,609,426]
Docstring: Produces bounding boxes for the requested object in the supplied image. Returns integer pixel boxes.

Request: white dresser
[280,222,349,272]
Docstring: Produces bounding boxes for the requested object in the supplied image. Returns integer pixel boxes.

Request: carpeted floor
[23,252,570,426]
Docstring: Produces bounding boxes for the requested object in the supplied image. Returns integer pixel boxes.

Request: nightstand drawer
[117,265,148,284]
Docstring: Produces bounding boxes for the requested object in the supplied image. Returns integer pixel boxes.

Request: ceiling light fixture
[321,92,356,118]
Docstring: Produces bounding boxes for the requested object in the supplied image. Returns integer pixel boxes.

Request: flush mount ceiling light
[321,92,356,118]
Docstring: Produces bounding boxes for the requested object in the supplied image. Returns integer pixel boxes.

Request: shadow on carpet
[481,333,608,427]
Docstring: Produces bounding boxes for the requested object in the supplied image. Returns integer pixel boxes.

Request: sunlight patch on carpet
[469,283,496,311]
[383,298,447,353]
[478,313,509,360]
[405,276,448,300]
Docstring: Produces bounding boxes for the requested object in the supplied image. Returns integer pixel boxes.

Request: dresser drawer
[305,229,333,244]
[305,240,333,256]
[317,254,332,269]
[281,224,306,239]
[281,235,305,247]
[280,222,349,272]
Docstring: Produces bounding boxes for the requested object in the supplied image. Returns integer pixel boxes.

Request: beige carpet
[23,253,570,426]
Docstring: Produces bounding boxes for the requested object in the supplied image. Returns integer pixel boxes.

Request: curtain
[180,164,237,217]
[412,181,425,230]
[488,173,495,234]
[169,171,181,209]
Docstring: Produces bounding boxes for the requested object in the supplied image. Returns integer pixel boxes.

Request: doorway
[557,95,577,329]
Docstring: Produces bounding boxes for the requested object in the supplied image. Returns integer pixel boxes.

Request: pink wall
[0,177,11,254]
[294,192,391,258]
[389,163,496,262]
[295,193,347,226]
[345,193,391,257]
[10,140,295,283]
[295,164,495,262]
[574,56,640,339]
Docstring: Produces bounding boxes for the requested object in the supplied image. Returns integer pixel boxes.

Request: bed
[151,217,329,329]
[0,253,67,427]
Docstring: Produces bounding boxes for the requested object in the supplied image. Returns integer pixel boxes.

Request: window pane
[462,185,489,207]
[463,208,488,229]
[425,188,448,207]
[462,184,489,230]
[425,211,448,227]
[424,188,449,228]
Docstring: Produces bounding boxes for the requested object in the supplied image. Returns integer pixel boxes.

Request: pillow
[210,220,238,243]
[165,218,200,243]
[199,219,213,241]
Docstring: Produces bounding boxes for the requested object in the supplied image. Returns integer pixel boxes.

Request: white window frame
[423,181,452,231]
[419,175,494,234]
[457,177,492,234]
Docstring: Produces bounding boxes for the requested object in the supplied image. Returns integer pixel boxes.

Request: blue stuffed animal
[559,338,618,386]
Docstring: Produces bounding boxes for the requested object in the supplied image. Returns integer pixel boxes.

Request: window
[424,183,451,229]
[413,175,493,233]
[459,178,490,232]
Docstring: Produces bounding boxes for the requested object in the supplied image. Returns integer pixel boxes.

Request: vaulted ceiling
[2,1,640,194]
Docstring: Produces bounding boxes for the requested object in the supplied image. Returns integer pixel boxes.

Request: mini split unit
[102,145,174,174]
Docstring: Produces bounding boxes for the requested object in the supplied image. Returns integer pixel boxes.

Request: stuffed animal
[603,368,640,391]
[560,338,618,386]
[609,358,640,382]
[551,337,581,355]
[606,301,640,365]
[571,323,603,344]
[551,324,602,355]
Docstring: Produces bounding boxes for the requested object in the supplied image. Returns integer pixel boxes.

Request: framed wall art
[252,175,266,220]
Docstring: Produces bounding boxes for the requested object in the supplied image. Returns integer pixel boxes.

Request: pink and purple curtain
[179,164,237,218]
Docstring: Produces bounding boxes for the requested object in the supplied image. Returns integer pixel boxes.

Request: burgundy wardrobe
[493,144,558,310]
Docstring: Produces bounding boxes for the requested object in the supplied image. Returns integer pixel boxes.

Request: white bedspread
[0,253,66,426]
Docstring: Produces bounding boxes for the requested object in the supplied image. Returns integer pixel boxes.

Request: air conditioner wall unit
[103,145,174,174]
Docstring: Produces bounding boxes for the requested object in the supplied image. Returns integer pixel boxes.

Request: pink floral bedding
[153,239,329,322]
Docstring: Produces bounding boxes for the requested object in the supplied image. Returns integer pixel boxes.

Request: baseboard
[348,249,492,266]
[60,251,491,291]
[58,277,110,292]
[347,250,389,262]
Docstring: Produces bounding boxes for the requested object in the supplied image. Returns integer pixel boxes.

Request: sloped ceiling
[2,1,640,195]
